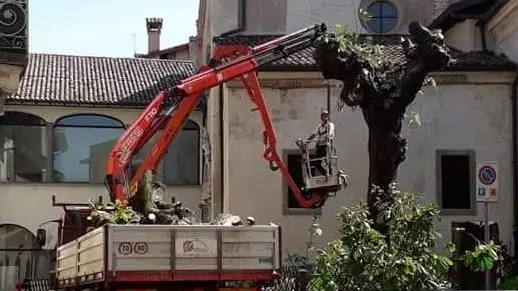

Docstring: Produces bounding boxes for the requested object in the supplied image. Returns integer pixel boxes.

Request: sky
[28,0,199,58]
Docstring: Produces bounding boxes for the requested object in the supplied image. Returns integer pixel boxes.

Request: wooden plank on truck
[77,226,104,283]
[56,239,78,285]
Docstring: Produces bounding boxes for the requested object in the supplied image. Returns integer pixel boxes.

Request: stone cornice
[225,71,515,89]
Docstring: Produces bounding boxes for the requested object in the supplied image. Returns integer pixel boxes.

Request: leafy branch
[459,236,500,272]
[309,184,501,290]
[285,215,323,267]
[87,197,140,229]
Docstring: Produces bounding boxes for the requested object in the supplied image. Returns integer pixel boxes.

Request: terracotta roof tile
[8,53,194,107]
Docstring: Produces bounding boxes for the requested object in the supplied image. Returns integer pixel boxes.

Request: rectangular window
[283,149,321,215]
[436,150,476,216]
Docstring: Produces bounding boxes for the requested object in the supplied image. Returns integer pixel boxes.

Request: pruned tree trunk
[315,21,452,232]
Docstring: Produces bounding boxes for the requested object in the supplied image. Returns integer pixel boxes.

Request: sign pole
[484,201,490,290]
[476,161,499,290]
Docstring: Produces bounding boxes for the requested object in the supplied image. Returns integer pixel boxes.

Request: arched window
[0,224,51,288]
[365,1,398,34]
[52,114,124,183]
[0,111,47,183]
[132,119,200,185]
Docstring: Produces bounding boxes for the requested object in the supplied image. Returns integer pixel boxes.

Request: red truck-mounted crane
[104,22,344,209]
[36,23,348,291]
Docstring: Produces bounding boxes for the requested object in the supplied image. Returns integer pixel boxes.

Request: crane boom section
[105,23,330,208]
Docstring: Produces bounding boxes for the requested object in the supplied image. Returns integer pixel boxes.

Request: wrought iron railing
[21,279,49,291]
[262,265,316,291]
[0,0,28,52]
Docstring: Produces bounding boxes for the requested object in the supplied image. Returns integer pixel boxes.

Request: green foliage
[462,240,500,272]
[310,184,502,290]
[285,216,323,267]
[87,198,140,228]
[358,8,372,24]
[311,185,453,290]
[497,246,518,289]
[333,23,395,72]
[403,110,421,128]
[331,23,439,117]
[498,275,518,290]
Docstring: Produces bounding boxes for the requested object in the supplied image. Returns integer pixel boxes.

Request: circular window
[365,1,398,34]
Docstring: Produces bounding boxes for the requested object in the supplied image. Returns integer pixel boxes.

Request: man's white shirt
[313,122,335,146]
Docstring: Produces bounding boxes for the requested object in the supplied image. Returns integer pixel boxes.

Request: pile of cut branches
[86,170,248,229]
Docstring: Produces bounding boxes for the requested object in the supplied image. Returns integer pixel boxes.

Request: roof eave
[478,0,510,25]
[259,64,517,73]
[135,42,191,59]
[5,100,205,110]
[428,0,495,31]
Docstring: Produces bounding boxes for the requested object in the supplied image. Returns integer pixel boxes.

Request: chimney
[146,17,163,53]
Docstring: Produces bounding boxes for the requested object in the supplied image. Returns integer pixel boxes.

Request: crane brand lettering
[144,108,158,122]
[182,239,209,254]
[118,126,144,166]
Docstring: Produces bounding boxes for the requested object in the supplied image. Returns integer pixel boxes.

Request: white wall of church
[219,71,515,256]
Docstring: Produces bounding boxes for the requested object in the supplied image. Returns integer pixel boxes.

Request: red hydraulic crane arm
[105,23,329,208]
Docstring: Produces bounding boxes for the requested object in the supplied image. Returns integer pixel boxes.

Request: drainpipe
[476,17,488,51]
[512,70,518,255]
[479,24,487,51]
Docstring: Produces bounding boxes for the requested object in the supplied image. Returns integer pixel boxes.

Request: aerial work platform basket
[296,138,349,194]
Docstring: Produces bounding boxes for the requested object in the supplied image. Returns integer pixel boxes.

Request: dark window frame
[55,114,124,128]
[282,149,322,215]
[142,119,201,186]
[0,111,49,183]
[436,149,477,216]
[364,0,398,34]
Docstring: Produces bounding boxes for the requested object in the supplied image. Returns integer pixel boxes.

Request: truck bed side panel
[77,226,105,282]
[56,239,78,281]
[56,224,280,285]
[221,227,277,270]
